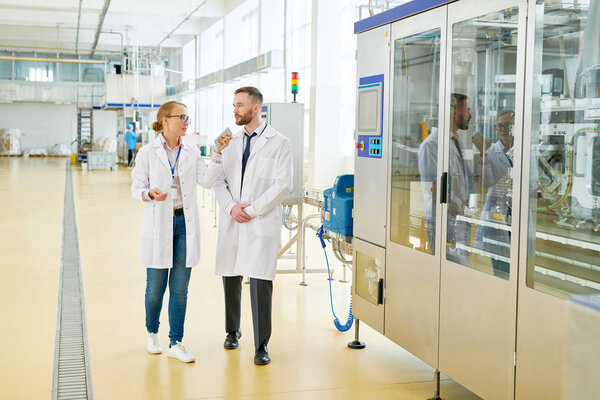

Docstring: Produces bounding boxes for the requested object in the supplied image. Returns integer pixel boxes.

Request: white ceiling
[0,0,245,54]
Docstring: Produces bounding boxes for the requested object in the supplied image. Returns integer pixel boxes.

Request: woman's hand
[148,188,167,201]
[214,134,232,154]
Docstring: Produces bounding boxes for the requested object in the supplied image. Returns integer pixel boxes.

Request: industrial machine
[352,0,600,399]
[260,102,304,204]
[323,174,354,237]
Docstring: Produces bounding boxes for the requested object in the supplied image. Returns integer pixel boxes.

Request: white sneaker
[167,342,195,363]
[147,333,162,354]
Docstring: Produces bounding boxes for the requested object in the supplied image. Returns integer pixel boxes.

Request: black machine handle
[377,278,384,305]
[440,172,448,204]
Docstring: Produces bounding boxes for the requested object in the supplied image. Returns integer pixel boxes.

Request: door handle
[377,278,384,305]
[440,172,448,204]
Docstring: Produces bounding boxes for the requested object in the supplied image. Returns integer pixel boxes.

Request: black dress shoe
[223,330,241,349]
[254,344,270,365]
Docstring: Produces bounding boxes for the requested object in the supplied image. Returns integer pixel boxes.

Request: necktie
[241,132,257,190]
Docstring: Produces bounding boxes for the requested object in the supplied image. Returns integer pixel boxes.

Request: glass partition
[527,0,600,298]
[14,52,35,81]
[81,63,104,83]
[446,8,520,279]
[390,28,441,255]
[59,54,79,82]
[0,52,12,80]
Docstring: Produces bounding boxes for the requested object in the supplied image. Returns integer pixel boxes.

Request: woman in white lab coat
[131,101,230,363]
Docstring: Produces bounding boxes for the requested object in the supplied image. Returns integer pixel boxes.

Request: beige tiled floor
[0,158,481,400]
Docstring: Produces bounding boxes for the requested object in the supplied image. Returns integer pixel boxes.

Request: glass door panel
[526,0,600,298]
[390,28,442,255]
[446,7,520,279]
[385,6,448,368]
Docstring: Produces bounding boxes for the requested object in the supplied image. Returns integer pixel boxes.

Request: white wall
[92,110,118,141]
[0,104,119,152]
[311,0,355,186]
[0,102,76,150]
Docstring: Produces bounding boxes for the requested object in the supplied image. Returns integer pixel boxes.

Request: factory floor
[0,157,481,400]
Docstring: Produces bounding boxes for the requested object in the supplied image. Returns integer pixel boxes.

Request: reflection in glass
[82,65,104,82]
[59,54,79,82]
[527,0,600,297]
[390,29,441,255]
[355,251,381,305]
[446,8,519,279]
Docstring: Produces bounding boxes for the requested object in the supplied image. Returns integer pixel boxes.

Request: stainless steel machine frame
[353,0,600,399]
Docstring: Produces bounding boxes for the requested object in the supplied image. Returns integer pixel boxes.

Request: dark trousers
[128,149,134,165]
[222,276,273,350]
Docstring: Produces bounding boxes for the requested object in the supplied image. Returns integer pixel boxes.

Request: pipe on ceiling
[0,44,122,54]
[154,0,207,50]
[75,0,83,53]
[90,0,112,58]
[0,55,105,64]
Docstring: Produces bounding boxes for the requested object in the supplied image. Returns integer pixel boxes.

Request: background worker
[125,123,137,166]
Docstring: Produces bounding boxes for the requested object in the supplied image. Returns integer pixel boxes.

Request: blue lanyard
[168,147,182,181]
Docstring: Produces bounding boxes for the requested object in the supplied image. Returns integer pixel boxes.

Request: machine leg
[286,227,295,256]
[427,369,443,400]
[347,319,366,349]
[339,264,349,283]
[299,211,308,286]
[300,266,308,286]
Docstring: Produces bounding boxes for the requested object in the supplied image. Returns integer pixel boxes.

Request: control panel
[356,74,384,159]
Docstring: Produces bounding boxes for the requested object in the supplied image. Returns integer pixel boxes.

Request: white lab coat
[131,135,220,268]
[448,133,472,216]
[417,127,439,252]
[213,124,293,281]
[475,140,513,256]
[447,132,474,266]
[481,140,512,189]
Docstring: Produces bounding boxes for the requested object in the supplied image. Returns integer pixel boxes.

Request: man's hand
[214,134,233,154]
[148,188,168,201]
[231,203,252,223]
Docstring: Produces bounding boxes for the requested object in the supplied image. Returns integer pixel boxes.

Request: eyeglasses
[167,114,191,124]
[496,122,514,130]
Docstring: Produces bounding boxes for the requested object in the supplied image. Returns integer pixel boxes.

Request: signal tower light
[291,72,299,103]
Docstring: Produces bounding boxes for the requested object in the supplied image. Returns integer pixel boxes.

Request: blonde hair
[152,101,187,132]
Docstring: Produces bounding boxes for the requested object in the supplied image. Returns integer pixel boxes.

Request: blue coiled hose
[316,225,354,332]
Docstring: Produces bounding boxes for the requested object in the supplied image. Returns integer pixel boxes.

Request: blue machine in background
[323,174,354,236]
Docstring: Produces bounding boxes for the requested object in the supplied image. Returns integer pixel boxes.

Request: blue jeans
[145,214,191,345]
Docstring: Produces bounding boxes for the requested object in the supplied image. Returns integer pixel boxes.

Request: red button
[356,142,360,149]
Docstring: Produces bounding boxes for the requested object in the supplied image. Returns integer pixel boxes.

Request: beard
[235,110,253,126]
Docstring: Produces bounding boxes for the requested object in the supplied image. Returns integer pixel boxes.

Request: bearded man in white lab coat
[418,93,474,264]
[213,86,293,365]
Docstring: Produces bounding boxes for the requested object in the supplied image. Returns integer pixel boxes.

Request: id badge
[170,184,178,200]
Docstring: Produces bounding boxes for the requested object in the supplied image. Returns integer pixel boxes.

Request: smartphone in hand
[214,128,232,147]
